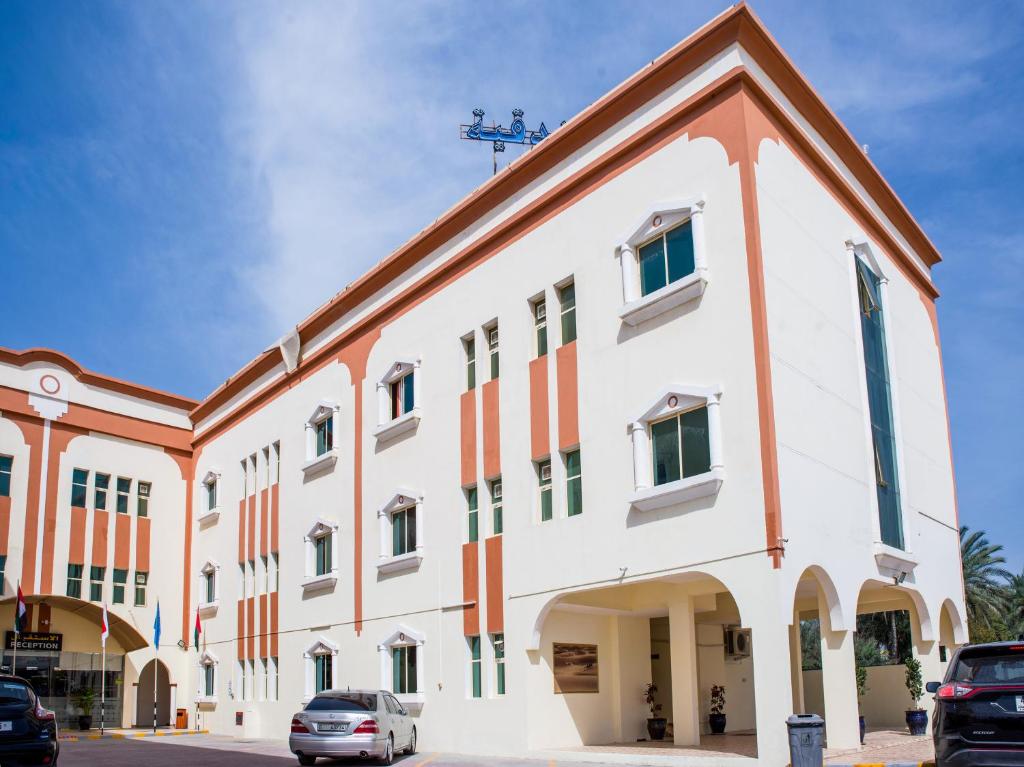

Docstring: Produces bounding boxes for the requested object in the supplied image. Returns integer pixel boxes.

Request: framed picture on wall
[553,643,599,693]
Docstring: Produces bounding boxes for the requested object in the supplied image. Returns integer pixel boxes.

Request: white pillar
[668,594,700,746]
[911,611,943,725]
[377,381,389,424]
[630,421,652,490]
[378,510,389,561]
[412,360,422,410]
[789,616,806,714]
[706,393,724,470]
[304,422,314,461]
[619,244,640,303]
[750,616,796,767]
[691,200,708,276]
[818,590,860,750]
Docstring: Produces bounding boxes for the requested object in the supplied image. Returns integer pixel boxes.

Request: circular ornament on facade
[667,395,678,408]
[395,364,403,374]
[40,374,61,395]
[398,496,406,505]
[652,215,662,228]
[399,633,406,642]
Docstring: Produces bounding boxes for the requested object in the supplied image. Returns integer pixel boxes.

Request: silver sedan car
[289,689,416,765]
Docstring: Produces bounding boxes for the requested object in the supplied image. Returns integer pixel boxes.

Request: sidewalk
[59,727,209,742]
[825,727,934,766]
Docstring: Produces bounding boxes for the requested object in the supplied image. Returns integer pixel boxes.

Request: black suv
[927,641,1024,766]
[0,674,59,765]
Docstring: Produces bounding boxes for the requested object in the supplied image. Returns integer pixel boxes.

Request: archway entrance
[136,659,171,727]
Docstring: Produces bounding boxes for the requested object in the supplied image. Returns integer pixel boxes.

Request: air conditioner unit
[135,573,148,585]
[540,464,552,482]
[488,328,499,347]
[535,302,547,321]
[724,627,751,659]
[492,481,502,500]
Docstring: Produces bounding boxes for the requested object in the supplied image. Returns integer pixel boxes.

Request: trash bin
[787,714,824,767]
[175,708,188,729]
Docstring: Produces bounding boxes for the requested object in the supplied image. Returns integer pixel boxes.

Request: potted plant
[855,663,868,745]
[904,657,928,735]
[643,683,667,740]
[708,685,726,734]
[71,687,96,731]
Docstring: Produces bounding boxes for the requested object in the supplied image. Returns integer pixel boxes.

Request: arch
[854,578,934,643]
[136,659,172,727]
[940,598,967,645]
[0,594,148,651]
[790,565,849,633]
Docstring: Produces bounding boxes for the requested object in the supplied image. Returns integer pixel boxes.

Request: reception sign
[5,632,63,652]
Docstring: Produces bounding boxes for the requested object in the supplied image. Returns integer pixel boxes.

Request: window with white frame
[137,481,150,517]
[628,385,724,511]
[269,656,279,701]
[116,477,131,514]
[537,460,552,522]
[492,633,506,695]
[559,281,577,344]
[468,635,482,698]
[200,470,221,520]
[378,491,423,573]
[94,473,109,510]
[236,660,245,702]
[259,657,268,701]
[490,478,503,535]
[486,324,499,380]
[199,560,219,608]
[198,650,218,701]
[378,625,425,699]
[564,450,582,517]
[304,401,339,472]
[533,299,548,358]
[615,197,708,326]
[303,518,339,590]
[374,359,422,441]
[304,638,338,699]
[464,335,476,391]
[71,469,88,508]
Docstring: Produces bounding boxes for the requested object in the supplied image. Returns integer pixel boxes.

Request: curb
[59,729,210,743]
[828,762,935,767]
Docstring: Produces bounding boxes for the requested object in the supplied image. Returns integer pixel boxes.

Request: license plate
[318,723,346,732]
[0,722,11,732]
[1016,696,1024,713]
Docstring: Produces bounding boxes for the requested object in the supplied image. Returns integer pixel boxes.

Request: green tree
[960,526,1011,631]
[1006,569,1024,638]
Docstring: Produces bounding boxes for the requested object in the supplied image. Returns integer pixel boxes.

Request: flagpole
[101,640,106,735]
[153,600,159,734]
[12,581,19,677]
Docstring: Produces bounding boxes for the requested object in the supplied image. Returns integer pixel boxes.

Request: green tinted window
[0,456,10,499]
[566,450,582,517]
[680,407,711,478]
[559,283,576,345]
[467,487,479,543]
[71,469,88,508]
[469,636,481,698]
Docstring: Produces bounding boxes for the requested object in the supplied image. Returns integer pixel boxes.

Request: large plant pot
[859,715,865,745]
[708,713,726,734]
[646,717,667,741]
[78,715,92,731]
[905,709,928,736]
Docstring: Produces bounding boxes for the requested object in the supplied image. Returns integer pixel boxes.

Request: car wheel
[406,727,417,755]
[298,755,316,766]
[379,734,394,765]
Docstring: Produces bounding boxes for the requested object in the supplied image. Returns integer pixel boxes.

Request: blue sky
[1,1,1021,568]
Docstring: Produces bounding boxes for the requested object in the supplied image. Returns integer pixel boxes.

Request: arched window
[303,637,339,700]
[303,401,340,476]
[374,358,422,443]
[378,625,425,704]
[377,490,424,574]
[198,469,221,523]
[197,650,219,703]
[198,559,220,611]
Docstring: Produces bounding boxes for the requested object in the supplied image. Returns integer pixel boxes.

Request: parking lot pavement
[59,735,623,767]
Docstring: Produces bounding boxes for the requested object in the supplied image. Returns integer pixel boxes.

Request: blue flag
[153,601,161,648]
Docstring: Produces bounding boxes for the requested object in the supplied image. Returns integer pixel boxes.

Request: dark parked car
[0,674,59,765]
[926,640,1024,766]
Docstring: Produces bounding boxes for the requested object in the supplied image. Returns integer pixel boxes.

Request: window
[247,560,255,598]
[565,450,583,516]
[271,553,279,592]
[202,565,216,604]
[392,505,416,556]
[465,337,476,390]
[204,474,218,512]
[392,646,418,694]
[259,657,268,701]
[493,633,506,695]
[237,660,246,701]
[315,534,332,576]
[638,221,695,297]
[116,477,131,514]
[113,569,127,604]
[490,478,503,535]
[314,654,332,694]
[390,371,415,420]
[269,657,279,701]
[71,469,88,508]
[134,571,148,606]
[137,482,150,517]
[466,486,478,543]
[203,663,216,697]
[315,415,333,457]
[246,659,255,700]
[537,460,552,522]
[487,325,499,380]
[94,473,110,510]
[560,282,577,344]
[855,257,903,550]
[375,360,422,442]
[90,566,105,602]
[66,564,83,598]
[468,635,482,698]
[651,407,711,486]
[534,300,548,357]
[273,441,281,484]
[0,455,10,497]
[263,446,271,489]
[303,518,338,589]
[261,555,269,595]
[0,555,5,596]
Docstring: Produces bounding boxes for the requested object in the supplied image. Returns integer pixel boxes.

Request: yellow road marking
[413,754,439,767]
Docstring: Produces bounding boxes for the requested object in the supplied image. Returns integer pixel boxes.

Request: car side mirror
[925,681,940,693]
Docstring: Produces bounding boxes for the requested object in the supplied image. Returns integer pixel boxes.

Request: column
[911,611,943,724]
[668,594,700,746]
[619,244,640,303]
[706,392,724,470]
[691,199,708,276]
[789,613,806,714]
[750,615,796,767]
[629,422,652,490]
[818,590,860,750]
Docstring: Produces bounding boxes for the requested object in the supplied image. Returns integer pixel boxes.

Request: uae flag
[14,585,26,635]
[194,607,202,652]
[100,603,109,647]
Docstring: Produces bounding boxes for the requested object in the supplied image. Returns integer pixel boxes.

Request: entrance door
[136,660,171,727]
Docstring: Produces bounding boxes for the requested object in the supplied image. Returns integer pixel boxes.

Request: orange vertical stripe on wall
[114,513,131,570]
[135,516,151,573]
[246,596,255,659]
[482,380,501,479]
[40,424,80,594]
[528,357,550,460]
[485,535,504,633]
[259,593,268,659]
[91,510,109,567]
[556,341,580,450]
[270,483,279,553]
[462,542,479,636]
[0,497,9,557]
[11,415,43,595]
[237,499,246,563]
[270,591,279,656]
[460,390,476,487]
[260,488,268,558]
[247,495,255,562]
[68,506,86,565]
[237,599,245,661]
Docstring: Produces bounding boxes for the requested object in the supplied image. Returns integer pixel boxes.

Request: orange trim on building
[237,599,245,661]
[259,593,268,659]
[0,497,11,557]
[237,499,246,564]
[247,494,256,562]
[68,505,86,565]
[5,412,42,594]
[38,422,82,593]
[528,357,549,460]
[136,516,151,573]
[270,591,279,657]
[460,390,477,487]
[259,488,268,558]
[270,483,279,553]
[172,450,196,648]
[482,380,501,480]
[91,510,109,567]
[462,542,479,636]
[485,535,503,634]
[246,595,255,660]
[114,513,131,570]
[555,342,580,450]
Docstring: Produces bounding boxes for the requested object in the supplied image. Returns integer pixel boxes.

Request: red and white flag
[14,585,26,635]
[100,602,109,647]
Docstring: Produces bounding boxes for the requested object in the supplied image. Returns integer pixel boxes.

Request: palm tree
[1006,570,1024,637]
[960,526,1012,630]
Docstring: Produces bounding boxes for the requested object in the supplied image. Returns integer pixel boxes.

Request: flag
[14,585,26,635]
[193,606,201,652]
[100,603,109,647]
[153,601,161,649]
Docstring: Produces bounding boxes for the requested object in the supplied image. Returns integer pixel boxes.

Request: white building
[0,6,966,765]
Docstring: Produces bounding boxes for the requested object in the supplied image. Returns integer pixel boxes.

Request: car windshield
[952,646,1024,684]
[0,681,32,704]
[305,693,377,712]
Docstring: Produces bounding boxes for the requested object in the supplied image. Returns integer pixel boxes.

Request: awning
[0,594,150,652]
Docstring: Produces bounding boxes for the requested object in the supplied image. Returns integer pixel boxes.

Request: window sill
[377,551,424,575]
[301,450,338,477]
[873,542,918,577]
[198,600,219,615]
[618,270,708,326]
[301,572,338,593]
[373,408,421,443]
[394,692,425,710]
[628,467,724,511]
[196,507,220,525]
[196,695,218,707]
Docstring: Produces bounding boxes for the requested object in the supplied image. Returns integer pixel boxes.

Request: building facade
[0,6,966,765]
